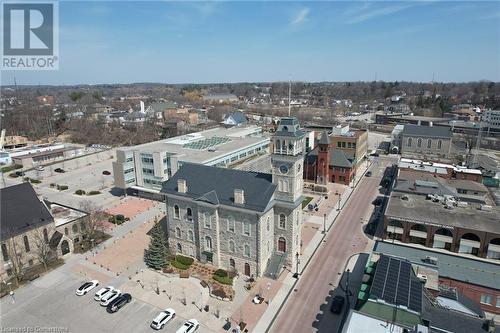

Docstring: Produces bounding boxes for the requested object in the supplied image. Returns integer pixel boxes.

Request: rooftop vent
[234,189,245,205]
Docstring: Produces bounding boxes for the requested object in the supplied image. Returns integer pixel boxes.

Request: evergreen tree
[144,219,169,270]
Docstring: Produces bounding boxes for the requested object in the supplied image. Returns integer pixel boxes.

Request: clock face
[279,165,289,174]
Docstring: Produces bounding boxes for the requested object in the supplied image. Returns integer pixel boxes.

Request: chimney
[234,189,245,205]
[177,179,187,193]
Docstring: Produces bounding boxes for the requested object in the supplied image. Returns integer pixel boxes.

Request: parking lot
[0,275,215,333]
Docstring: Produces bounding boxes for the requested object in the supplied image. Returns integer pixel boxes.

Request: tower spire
[288,80,291,117]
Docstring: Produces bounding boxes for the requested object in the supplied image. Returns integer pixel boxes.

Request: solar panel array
[182,137,232,150]
[370,255,423,313]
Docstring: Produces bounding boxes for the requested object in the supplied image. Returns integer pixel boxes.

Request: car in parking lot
[151,308,176,330]
[330,295,345,314]
[94,286,114,301]
[100,289,121,306]
[34,166,44,171]
[75,280,99,296]
[372,197,383,206]
[54,168,65,173]
[106,293,131,313]
[102,170,111,175]
[176,319,199,333]
[365,171,372,177]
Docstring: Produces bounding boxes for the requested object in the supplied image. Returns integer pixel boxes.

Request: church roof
[161,163,276,212]
[318,131,330,145]
[306,147,354,168]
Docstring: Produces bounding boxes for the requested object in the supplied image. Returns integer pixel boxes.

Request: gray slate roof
[318,131,330,145]
[373,241,500,291]
[402,124,452,138]
[0,183,54,240]
[306,148,353,168]
[223,111,247,124]
[161,163,276,212]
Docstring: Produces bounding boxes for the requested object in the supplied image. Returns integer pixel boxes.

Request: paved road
[270,157,394,333]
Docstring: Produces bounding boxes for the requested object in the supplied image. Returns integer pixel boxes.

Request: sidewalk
[253,159,372,333]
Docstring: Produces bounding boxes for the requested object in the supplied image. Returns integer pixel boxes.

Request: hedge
[87,190,101,195]
[75,189,86,195]
[213,274,233,285]
[9,173,19,178]
[30,179,41,184]
[1,165,22,173]
[171,260,189,270]
[176,255,194,266]
[214,269,228,278]
[57,185,68,191]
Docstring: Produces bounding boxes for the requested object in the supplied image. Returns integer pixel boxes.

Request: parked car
[34,166,44,171]
[176,319,199,333]
[102,170,111,175]
[100,289,121,306]
[330,295,345,314]
[365,171,372,177]
[151,308,176,330]
[15,171,24,177]
[54,168,65,173]
[106,293,131,313]
[372,197,383,206]
[94,286,114,301]
[75,280,99,296]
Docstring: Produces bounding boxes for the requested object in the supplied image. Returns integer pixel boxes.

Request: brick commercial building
[161,118,305,278]
[384,170,500,259]
[374,241,500,316]
[303,125,367,185]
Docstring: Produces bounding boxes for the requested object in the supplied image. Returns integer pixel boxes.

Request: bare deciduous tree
[5,233,24,284]
[79,200,106,249]
[31,228,54,272]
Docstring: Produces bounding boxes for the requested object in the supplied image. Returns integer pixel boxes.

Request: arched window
[266,217,270,232]
[64,227,68,236]
[227,216,235,232]
[437,140,442,149]
[174,205,180,219]
[204,213,211,228]
[242,220,251,236]
[417,138,422,148]
[407,138,412,147]
[175,227,181,238]
[205,236,212,251]
[23,235,30,252]
[229,240,235,253]
[282,140,286,152]
[187,230,194,242]
[279,214,286,229]
[72,224,78,234]
[427,139,432,149]
[276,139,281,153]
[43,228,49,243]
[186,208,193,221]
[177,243,182,253]
[230,258,235,268]
[244,244,250,257]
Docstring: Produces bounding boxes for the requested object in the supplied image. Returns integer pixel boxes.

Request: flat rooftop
[118,125,269,164]
[385,191,500,234]
[342,310,406,333]
[374,241,500,291]
[50,203,87,227]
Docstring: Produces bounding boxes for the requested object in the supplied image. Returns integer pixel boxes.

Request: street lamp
[322,213,326,234]
[293,252,300,278]
[337,193,342,211]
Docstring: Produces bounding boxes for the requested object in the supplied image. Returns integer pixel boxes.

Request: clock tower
[271,117,305,268]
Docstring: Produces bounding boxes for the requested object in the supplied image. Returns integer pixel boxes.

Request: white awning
[434,234,453,243]
[460,239,480,248]
[410,230,428,238]
[387,226,404,234]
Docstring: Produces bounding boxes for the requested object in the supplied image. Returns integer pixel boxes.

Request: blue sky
[2,1,500,85]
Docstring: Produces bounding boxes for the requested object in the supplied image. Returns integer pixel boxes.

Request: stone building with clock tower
[161,117,306,279]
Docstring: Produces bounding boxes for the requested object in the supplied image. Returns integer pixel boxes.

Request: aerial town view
[1,1,499,333]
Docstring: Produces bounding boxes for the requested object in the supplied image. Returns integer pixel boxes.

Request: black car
[365,171,372,177]
[106,293,132,313]
[330,295,345,314]
[54,168,65,173]
[102,170,111,175]
[372,197,383,206]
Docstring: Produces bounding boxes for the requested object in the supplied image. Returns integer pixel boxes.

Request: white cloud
[290,7,310,26]
[344,3,413,24]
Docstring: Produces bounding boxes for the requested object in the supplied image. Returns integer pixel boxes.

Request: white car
[34,166,44,171]
[75,280,99,296]
[94,286,114,301]
[176,319,199,333]
[100,289,121,306]
[151,308,176,330]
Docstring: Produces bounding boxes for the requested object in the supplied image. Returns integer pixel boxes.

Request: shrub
[87,190,101,195]
[108,216,115,223]
[57,185,68,191]
[1,164,22,173]
[9,173,19,178]
[213,274,233,285]
[214,269,228,278]
[23,177,30,182]
[116,214,125,221]
[30,179,41,184]
[50,183,56,187]
[75,189,86,195]
[171,260,189,270]
[176,255,194,266]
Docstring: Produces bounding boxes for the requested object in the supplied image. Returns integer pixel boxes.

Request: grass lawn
[302,196,314,209]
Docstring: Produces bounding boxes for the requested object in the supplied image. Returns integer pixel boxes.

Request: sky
[1,0,500,85]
